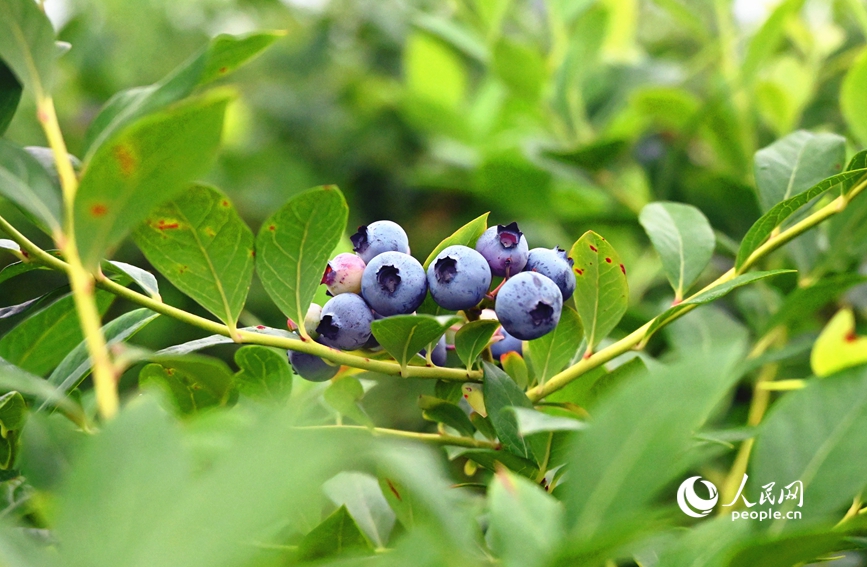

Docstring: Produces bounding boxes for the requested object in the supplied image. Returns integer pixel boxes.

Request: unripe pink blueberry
[322,253,366,295]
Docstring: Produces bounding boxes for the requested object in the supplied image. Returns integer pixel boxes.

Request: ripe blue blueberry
[361,251,428,316]
[427,245,492,311]
[490,327,523,360]
[420,335,447,366]
[351,220,410,263]
[475,222,529,277]
[524,246,576,300]
[322,253,366,295]
[288,348,339,382]
[494,272,562,340]
[316,293,374,350]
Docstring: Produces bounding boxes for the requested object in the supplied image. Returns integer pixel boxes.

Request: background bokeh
[2,0,866,427]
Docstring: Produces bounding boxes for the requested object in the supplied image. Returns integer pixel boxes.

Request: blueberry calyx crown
[377,264,401,294]
[350,225,369,254]
[497,222,522,249]
[434,256,458,284]
[316,315,340,340]
[529,302,554,326]
[321,264,335,285]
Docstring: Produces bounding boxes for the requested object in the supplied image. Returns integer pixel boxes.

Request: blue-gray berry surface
[524,246,576,300]
[427,245,492,311]
[475,222,529,276]
[315,293,374,350]
[494,272,562,340]
[361,251,428,316]
[491,327,523,360]
[351,220,410,263]
[288,348,339,382]
[420,335,448,366]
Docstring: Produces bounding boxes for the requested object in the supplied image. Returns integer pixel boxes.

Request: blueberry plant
[3,0,867,566]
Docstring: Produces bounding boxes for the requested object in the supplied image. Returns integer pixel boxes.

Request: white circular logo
[677,476,719,518]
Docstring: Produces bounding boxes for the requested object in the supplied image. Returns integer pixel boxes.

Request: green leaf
[458,447,540,478]
[83,31,284,156]
[233,345,293,402]
[322,471,395,548]
[418,395,475,437]
[371,314,450,371]
[0,138,62,234]
[763,274,867,333]
[741,0,804,83]
[810,309,867,377]
[0,250,59,285]
[103,261,160,299]
[645,270,795,340]
[404,32,467,110]
[412,14,488,63]
[256,185,348,338]
[324,375,372,427]
[297,505,373,560]
[73,91,231,270]
[725,531,848,567]
[157,325,294,356]
[488,469,564,567]
[562,352,743,552]
[138,354,234,415]
[527,306,583,384]
[753,130,846,212]
[0,357,84,423]
[46,308,158,398]
[736,168,867,269]
[501,351,529,389]
[0,390,25,469]
[752,365,867,528]
[0,0,56,99]
[842,48,867,146]
[483,362,547,465]
[422,212,489,269]
[133,184,254,332]
[509,407,586,436]
[638,201,715,299]
[454,319,499,369]
[0,59,22,135]
[570,231,628,353]
[0,290,114,376]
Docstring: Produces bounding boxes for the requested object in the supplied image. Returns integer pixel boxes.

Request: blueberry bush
[2,0,867,565]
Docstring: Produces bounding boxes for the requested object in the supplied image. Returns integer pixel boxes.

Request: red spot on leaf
[113,144,137,177]
[166,368,175,376]
[575,269,584,275]
[221,200,229,207]
[268,225,276,231]
[605,257,612,263]
[90,204,108,217]
[250,250,256,257]
[589,245,598,252]
[846,331,858,343]
[463,394,468,398]
[155,220,180,230]
[219,66,228,74]
[385,479,402,501]
[179,265,188,274]
[256,325,266,330]
[620,263,626,275]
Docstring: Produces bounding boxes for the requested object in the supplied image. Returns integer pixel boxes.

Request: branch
[295,425,498,449]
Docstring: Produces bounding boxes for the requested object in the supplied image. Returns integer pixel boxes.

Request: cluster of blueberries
[289,220,576,381]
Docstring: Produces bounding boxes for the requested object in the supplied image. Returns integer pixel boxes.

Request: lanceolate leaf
[256,186,348,338]
[736,168,867,269]
[83,31,284,156]
[527,306,582,384]
[0,356,83,420]
[323,471,396,548]
[371,315,450,370]
[0,290,114,376]
[570,231,628,353]
[156,326,295,356]
[73,91,232,270]
[483,362,547,466]
[104,261,160,299]
[753,130,846,212]
[139,354,234,414]
[297,505,373,560]
[0,0,56,99]
[0,138,62,234]
[418,395,476,437]
[752,365,867,527]
[454,319,499,369]
[233,345,293,402]
[645,270,795,340]
[638,202,715,299]
[134,184,254,332]
[0,59,22,135]
[46,308,159,398]
[422,212,489,269]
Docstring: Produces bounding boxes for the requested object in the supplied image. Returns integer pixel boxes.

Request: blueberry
[475,222,529,277]
[316,293,374,350]
[351,220,410,263]
[361,251,428,316]
[288,347,339,382]
[322,253,366,295]
[494,272,562,340]
[524,246,576,300]
[490,327,523,360]
[427,245,492,311]
[420,335,447,366]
